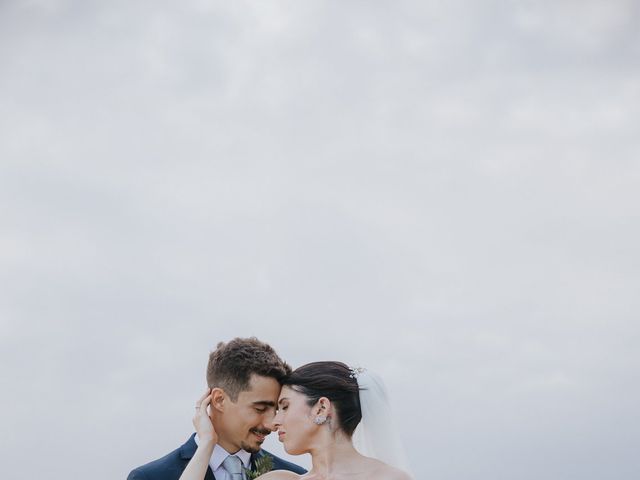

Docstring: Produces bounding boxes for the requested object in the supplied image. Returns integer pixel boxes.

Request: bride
[180,361,412,480]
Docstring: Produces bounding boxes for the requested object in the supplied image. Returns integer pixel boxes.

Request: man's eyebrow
[278,398,289,406]
[252,400,276,407]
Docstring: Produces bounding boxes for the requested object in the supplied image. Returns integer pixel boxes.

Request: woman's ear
[312,397,332,425]
[210,387,226,412]
[315,397,332,416]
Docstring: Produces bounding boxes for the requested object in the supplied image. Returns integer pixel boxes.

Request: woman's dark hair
[282,361,362,436]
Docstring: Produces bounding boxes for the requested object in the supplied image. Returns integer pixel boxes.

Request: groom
[128,337,306,480]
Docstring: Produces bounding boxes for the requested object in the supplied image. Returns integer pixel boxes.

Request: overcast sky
[1,1,639,479]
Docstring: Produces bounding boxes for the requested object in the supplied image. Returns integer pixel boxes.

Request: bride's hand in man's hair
[193,388,217,446]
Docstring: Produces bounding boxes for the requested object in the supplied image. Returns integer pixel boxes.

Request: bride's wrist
[198,435,216,448]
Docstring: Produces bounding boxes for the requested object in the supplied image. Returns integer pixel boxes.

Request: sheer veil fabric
[351,369,413,477]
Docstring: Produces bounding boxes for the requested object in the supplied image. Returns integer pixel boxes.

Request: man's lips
[251,431,269,441]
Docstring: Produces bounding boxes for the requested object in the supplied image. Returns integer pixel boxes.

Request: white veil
[351,368,413,476]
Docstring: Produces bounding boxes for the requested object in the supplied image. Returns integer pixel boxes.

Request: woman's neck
[309,433,361,477]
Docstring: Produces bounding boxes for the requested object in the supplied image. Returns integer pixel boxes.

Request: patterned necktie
[222,454,245,480]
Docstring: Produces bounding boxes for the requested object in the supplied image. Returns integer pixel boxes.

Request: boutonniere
[245,455,274,479]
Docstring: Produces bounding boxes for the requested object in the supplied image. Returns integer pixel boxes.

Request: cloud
[1,1,639,479]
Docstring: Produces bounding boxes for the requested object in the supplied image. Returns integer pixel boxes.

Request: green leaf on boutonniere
[245,455,274,479]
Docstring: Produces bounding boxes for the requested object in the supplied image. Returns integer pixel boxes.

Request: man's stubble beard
[240,441,262,454]
[241,429,271,453]
[241,427,271,453]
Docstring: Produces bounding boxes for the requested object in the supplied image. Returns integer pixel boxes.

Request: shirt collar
[211,444,252,470]
[195,435,252,470]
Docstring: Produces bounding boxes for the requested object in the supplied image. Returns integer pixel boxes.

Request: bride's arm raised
[178,389,218,480]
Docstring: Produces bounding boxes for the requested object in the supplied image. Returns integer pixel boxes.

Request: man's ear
[210,387,226,413]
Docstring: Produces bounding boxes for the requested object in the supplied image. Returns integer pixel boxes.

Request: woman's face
[273,386,319,455]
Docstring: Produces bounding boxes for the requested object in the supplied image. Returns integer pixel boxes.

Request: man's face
[216,374,281,453]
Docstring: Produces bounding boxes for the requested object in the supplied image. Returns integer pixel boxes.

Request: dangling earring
[313,415,328,425]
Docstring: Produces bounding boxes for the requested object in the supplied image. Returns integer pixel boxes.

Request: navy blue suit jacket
[128,434,306,480]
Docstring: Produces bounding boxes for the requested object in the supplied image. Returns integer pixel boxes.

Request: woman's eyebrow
[278,397,289,406]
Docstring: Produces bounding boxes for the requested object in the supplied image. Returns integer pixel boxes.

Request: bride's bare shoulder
[381,467,412,480]
[364,458,412,480]
[258,471,302,480]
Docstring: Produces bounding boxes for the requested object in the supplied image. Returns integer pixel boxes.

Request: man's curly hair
[206,337,291,401]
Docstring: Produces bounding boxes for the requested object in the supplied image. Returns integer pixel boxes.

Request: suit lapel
[250,450,266,470]
[204,467,216,480]
[180,434,216,480]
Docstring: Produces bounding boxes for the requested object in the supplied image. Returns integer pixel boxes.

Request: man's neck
[217,438,242,455]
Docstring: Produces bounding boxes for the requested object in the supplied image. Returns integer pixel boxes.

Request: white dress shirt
[195,436,252,480]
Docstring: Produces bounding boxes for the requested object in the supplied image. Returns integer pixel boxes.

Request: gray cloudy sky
[1,1,639,479]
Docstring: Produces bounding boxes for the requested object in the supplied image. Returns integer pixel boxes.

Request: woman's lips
[278,431,286,441]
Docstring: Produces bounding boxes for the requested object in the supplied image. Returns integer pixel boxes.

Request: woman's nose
[269,411,283,431]
[264,411,280,431]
